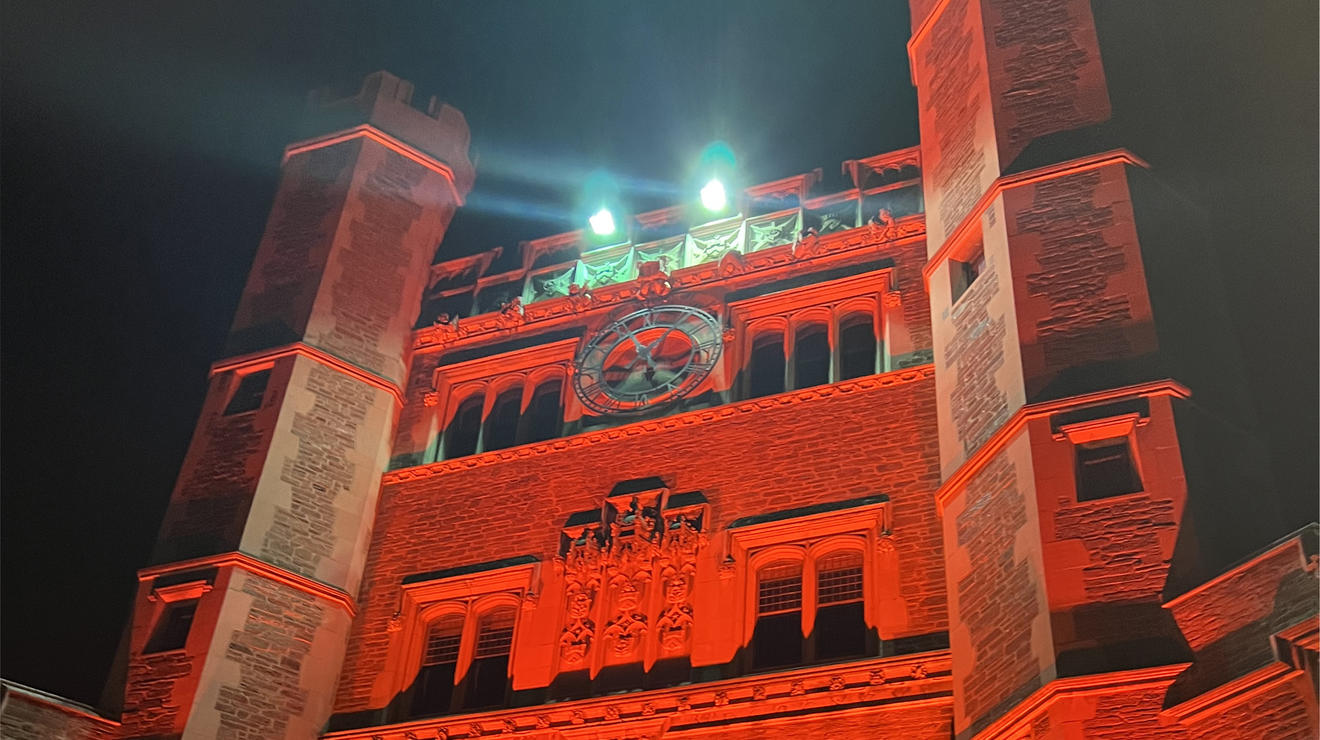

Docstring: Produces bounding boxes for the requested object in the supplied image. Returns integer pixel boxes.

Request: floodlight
[589,207,616,236]
[700,178,727,212]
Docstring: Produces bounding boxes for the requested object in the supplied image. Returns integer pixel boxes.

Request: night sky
[2,1,1315,707]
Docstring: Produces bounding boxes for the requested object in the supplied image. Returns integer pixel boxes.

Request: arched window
[520,378,562,444]
[411,614,463,717]
[444,395,483,459]
[463,607,516,709]
[747,331,786,399]
[751,560,803,669]
[813,550,866,660]
[792,323,830,389]
[837,314,877,380]
[483,386,522,452]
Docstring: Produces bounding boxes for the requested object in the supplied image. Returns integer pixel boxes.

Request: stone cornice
[413,217,926,353]
[920,149,1149,284]
[137,551,357,618]
[383,365,935,485]
[0,679,121,727]
[323,650,951,739]
[284,124,470,205]
[933,380,1192,515]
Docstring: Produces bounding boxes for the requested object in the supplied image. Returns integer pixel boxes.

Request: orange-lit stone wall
[1003,162,1156,401]
[939,432,1053,736]
[909,0,1110,253]
[335,367,946,712]
[0,684,119,740]
[117,71,474,740]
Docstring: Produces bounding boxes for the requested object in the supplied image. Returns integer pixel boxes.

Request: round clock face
[573,304,724,415]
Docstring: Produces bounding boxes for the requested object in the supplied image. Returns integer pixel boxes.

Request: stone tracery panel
[555,487,706,676]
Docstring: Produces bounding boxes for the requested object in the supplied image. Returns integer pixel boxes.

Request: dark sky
[2,0,1315,707]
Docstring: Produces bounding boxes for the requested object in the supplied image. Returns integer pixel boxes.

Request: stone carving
[557,527,602,667]
[535,715,551,729]
[829,675,846,691]
[868,208,899,242]
[641,702,656,716]
[422,391,440,407]
[655,514,703,655]
[634,261,671,303]
[713,691,730,707]
[677,696,692,712]
[501,718,517,734]
[789,680,806,696]
[869,668,886,685]
[752,685,767,701]
[496,297,524,329]
[793,227,820,259]
[566,283,596,313]
[429,313,465,342]
[557,494,705,669]
[717,250,746,278]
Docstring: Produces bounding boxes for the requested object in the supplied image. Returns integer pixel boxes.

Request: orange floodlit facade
[2,3,1316,740]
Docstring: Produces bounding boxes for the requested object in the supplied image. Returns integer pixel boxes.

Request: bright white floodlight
[700,178,727,212]
[589,207,616,236]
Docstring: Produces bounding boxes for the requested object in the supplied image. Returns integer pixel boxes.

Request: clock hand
[624,329,652,365]
[647,324,678,354]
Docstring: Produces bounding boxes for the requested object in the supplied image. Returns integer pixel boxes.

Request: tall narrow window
[464,608,515,709]
[792,324,830,389]
[813,551,867,660]
[950,243,985,305]
[747,332,786,399]
[444,395,483,459]
[520,379,562,444]
[1076,437,1142,501]
[838,315,877,380]
[484,387,522,452]
[144,601,197,654]
[752,561,803,670]
[411,615,463,717]
[224,369,270,415]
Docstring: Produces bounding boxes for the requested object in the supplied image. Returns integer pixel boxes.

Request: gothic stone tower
[115,72,474,738]
[908,0,1314,738]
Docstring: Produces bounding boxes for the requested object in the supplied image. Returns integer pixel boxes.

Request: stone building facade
[3,1,1316,739]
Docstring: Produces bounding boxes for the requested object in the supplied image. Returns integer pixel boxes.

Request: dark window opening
[838,316,877,380]
[411,616,462,717]
[752,562,803,670]
[1076,438,1142,501]
[144,601,197,654]
[520,381,562,444]
[463,609,514,709]
[224,369,270,415]
[950,245,986,305]
[814,552,866,660]
[484,388,522,451]
[793,325,830,389]
[444,396,483,459]
[747,333,786,399]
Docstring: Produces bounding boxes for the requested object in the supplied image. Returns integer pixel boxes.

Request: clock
[572,304,724,415]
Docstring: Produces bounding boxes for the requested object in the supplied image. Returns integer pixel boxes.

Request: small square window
[144,601,197,654]
[1076,438,1142,501]
[224,369,270,415]
[950,245,986,305]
